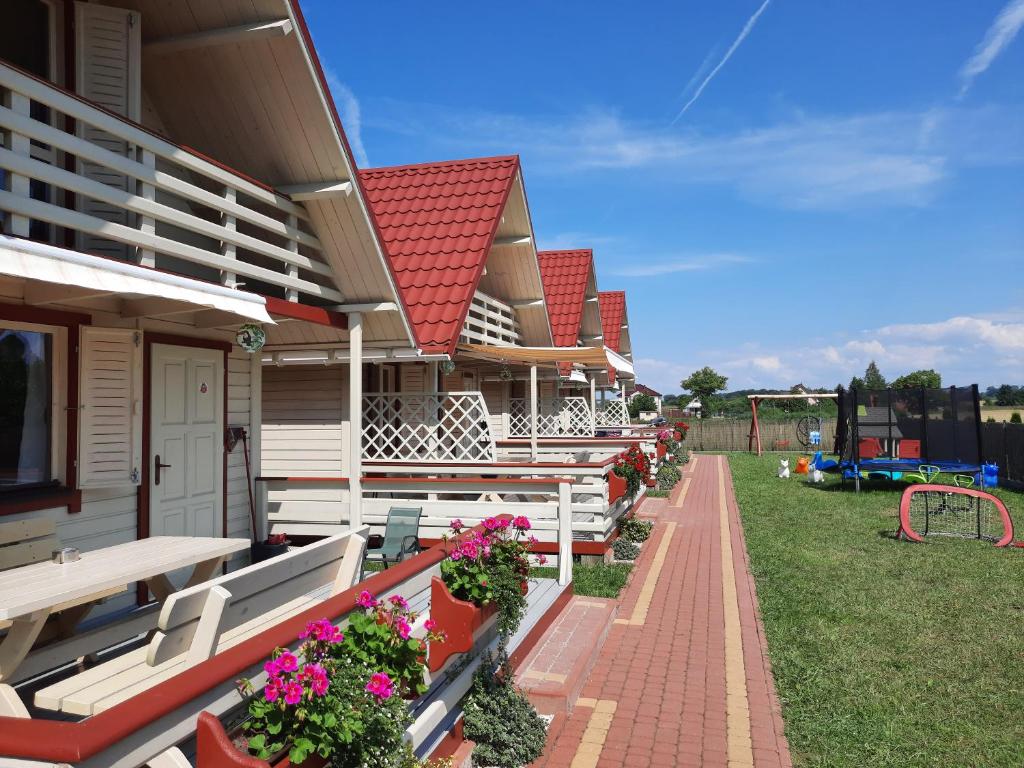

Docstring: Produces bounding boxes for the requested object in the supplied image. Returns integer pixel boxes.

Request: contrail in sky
[957,0,1024,97]
[672,0,772,124]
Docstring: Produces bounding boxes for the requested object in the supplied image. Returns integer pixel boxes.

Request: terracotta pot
[428,576,496,673]
[608,471,627,504]
[275,755,328,768]
[673,430,682,441]
[645,478,656,488]
[656,442,667,459]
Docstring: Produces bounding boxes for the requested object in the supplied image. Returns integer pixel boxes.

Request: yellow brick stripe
[613,522,676,626]
[718,455,754,767]
[569,699,618,768]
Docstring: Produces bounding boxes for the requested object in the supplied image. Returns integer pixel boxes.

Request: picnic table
[0,536,248,682]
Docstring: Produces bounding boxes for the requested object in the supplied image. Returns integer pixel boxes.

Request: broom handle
[240,431,259,543]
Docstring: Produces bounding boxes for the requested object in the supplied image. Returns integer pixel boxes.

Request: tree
[891,369,942,390]
[849,375,865,391]
[863,361,887,390]
[1011,412,1022,424]
[680,367,728,416]
[994,384,1024,406]
[628,393,657,419]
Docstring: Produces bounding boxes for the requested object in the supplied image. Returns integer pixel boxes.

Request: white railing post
[348,312,363,529]
[558,480,572,586]
[136,149,157,267]
[590,377,597,434]
[285,213,299,301]
[530,365,539,460]
[2,90,30,237]
[219,185,237,286]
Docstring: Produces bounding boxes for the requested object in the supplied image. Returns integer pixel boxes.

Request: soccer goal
[897,484,1015,548]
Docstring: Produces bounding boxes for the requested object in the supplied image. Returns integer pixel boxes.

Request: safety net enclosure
[833,385,983,479]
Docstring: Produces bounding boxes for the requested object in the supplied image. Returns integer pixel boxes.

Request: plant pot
[275,754,329,768]
[645,478,656,488]
[250,540,290,563]
[428,576,497,673]
[673,430,682,441]
[608,471,627,504]
[656,443,667,459]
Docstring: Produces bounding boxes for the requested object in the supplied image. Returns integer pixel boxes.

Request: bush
[613,538,640,561]
[463,646,548,768]
[1011,412,1022,424]
[619,518,652,543]
[656,463,681,490]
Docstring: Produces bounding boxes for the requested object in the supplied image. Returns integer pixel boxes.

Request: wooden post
[137,149,157,267]
[2,91,30,237]
[589,376,597,436]
[558,480,572,586]
[530,364,538,461]
[285,213,299,301]
[218,186,236,285]
[348,312,363,529]
[249,350,263,541]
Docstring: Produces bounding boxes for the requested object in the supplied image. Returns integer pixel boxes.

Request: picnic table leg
[145,556,227,603]
[0,610,48,682]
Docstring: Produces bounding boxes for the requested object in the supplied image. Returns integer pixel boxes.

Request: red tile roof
[599,291,627,384]
[537,250,593,348]
[633,383,662,397]
[598,291,626,353]
[358,156,520,355]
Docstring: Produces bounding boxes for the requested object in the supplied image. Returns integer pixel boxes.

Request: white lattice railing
[362,391,497,462]
[458,289,522,346]
[0,62,338,303]
[508,397,594,437]
[595,400,630,427]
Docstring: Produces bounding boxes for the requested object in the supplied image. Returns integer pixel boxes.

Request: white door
[149,344,224,538]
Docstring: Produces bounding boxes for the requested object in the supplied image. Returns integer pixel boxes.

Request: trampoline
[830,385,983,491]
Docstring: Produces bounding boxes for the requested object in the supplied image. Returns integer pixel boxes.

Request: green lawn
[531,563,633,599]
[728,453,1024,767]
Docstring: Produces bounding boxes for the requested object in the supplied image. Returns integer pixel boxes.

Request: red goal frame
[898,484,1015,548]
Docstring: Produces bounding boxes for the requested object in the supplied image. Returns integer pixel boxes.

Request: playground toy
[748,392,839,455]
[778,459,790,479]
[897,484,1017,547]
[794,456,810,474]
[832,385,984,492]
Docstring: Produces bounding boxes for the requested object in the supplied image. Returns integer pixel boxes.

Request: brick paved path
[531,455,792,768]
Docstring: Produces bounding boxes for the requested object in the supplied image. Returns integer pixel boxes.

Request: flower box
[428,576,497,673]
[196,712,329,768]
[645,478,656,488]
[607,471,627,504]
[656,442,667,459]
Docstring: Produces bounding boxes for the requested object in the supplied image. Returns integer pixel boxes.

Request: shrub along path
[530,455,792,768]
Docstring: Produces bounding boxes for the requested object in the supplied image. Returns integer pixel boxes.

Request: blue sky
[306,0,1024,394]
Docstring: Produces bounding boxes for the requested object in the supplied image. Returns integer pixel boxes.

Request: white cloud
[324,69,370,168]
[634,313,1024,392]
[673,0,772,122]
[369,102,1024,210]
[958,0,1024,97]
[609,253,751,277]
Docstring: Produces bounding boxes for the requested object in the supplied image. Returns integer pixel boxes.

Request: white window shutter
[75,1,141,260]
[78,327,143,488]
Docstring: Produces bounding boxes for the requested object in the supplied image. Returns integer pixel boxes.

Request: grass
[531,563,633,599]
[728,453,1024,767]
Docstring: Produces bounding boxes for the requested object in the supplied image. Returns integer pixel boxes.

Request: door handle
[155,454,172,485]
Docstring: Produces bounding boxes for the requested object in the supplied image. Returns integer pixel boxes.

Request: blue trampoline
[830,385,984,491]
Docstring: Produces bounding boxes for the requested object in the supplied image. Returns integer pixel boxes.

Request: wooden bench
[35,528,368,717]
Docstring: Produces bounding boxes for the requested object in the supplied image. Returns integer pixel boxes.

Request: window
[0,326,57,490]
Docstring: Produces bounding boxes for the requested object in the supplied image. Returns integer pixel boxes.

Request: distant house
[627,383,663,415]
[682,398,702,416]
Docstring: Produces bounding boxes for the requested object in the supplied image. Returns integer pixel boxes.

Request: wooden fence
[682,418,838,452]
[981,421,1024,488]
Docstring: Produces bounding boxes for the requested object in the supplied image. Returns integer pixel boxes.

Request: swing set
[747,392,839,456]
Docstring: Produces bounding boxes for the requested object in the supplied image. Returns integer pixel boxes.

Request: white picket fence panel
[508,397,594,437]
[362,391,497,462]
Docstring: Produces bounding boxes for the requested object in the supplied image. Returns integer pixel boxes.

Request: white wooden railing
[0,62,339,303]
[362,391,497,462]
[509,396,594,437]
[458,289,521,346]
[595,400,631,427]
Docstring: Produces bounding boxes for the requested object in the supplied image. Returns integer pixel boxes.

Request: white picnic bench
[0,534,249,684]
[34,527,368,718]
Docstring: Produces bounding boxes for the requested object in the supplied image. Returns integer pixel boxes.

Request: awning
[457,343,635,376]
[0,236,273,325]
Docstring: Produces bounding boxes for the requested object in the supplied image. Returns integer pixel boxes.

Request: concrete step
[513,595,618,716]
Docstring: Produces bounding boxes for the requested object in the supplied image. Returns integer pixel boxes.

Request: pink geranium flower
[365,672,394,700]
[263,659,281,677]
[283,681,304,705]
[537,554,548,565]
[483,517,499,530]
[450,519,464,532]
[512,515,532,531]
[277,652,298,673]
[264,683,280,702]
[303,664,330,696]
[395,617,411,640]
[388,594,409,610]
[356,590,376,609]
[424,618,438,632]
[450,549,462,561]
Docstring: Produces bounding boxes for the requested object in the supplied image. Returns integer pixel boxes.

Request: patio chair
[365,507,422,569]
